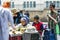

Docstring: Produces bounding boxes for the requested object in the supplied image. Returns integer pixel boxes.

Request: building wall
[1,0,60,21]
[29,9,59,22]
[1,0,60,10]
[10,0,45,11]
[45,0,60,9]
[27,9,48,21]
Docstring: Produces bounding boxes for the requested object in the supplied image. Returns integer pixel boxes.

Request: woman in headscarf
[23,15,29,24]
[16,17,30,28]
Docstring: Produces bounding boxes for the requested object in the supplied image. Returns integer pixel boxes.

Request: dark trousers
[51,29,57,40]
[43,29,57,40]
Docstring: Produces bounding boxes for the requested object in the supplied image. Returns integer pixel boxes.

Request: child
[32,15,44,40]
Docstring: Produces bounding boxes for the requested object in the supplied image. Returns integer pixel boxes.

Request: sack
[56,24,59,34]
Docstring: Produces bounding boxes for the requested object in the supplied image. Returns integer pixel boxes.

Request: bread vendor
[16,17,30,31]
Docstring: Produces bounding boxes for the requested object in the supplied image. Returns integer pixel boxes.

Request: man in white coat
[0,1,15,40]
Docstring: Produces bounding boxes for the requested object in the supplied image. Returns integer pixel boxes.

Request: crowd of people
[0,0,60,40]
[13,11,29,25]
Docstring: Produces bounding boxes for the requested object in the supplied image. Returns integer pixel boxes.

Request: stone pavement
[57,35,60,40]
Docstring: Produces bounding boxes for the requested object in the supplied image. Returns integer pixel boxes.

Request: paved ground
[57,35,60,40]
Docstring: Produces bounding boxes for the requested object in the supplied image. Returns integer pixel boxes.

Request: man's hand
[13,27,16,30]
[54,20,58,24]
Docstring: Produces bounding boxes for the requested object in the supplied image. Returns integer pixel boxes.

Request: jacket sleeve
[7,10,15,28]
[40,24,44,31]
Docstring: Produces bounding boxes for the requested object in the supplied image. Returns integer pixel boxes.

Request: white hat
[21,17,27,21]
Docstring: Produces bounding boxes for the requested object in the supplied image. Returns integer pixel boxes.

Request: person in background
[24,11,29,18]
[16,11,23,24]
[13,13,17,25]
[47,3,58,40]
[23,15,29,24]
[32,15,44,40]
[0,1,15,40]
[57,11,60,34]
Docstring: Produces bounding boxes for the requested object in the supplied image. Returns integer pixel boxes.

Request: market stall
[23,28,39,40]
[9,27,23,40]
[9,26,39,40]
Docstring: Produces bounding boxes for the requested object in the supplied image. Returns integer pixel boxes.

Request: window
[50,1,52,4]
[33,1,36,8]
[59,1,60,8]
[57,1,60,8]
[53,1,56,8]
[46,1,49,8]
[30,1,32,8]
[27,1,29,8]
[23,2,26,8]
[58,10,60,14]
[23,1,36,8]
[53,1,56,4]
[0,0,1,5]
[12,2,14,8]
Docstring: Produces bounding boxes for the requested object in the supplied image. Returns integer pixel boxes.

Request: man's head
[34,15,39,23]
[50,3,55,11]
[2,1,10,8]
